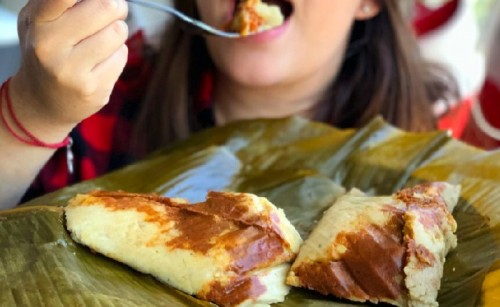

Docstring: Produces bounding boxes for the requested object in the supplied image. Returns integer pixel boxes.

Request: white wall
[0,45,20,84]
[418,0,485,99]
[0,3,22,83]
[127,0,173,48]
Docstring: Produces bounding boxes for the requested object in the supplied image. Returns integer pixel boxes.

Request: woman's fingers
[14,0,132,126]
[30,0,78,22]
[28,0,128,50]
[71,19,129,71]
[21,0,129,78]
[16,0,75,45]
[91,44,129,104]
[58,0,128,46]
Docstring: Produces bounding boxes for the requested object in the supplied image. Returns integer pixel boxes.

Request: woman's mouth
[227,0,295,36]
[259,0,294,20]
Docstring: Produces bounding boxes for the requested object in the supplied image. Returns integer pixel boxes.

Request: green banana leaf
[1,117,499,306]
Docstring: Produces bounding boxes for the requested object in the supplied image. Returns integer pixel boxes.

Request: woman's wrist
[7,75,76,144]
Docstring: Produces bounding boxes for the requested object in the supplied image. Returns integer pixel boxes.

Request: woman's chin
[220,62,290,88]
[226,72,286,88]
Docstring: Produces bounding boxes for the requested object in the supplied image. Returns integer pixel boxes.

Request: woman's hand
[11,0,129,132]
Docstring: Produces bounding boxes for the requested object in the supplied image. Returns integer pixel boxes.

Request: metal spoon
[126,0,241,38]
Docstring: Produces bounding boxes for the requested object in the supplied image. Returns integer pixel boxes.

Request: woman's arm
[0,0,129,209]
[0,103,68,209]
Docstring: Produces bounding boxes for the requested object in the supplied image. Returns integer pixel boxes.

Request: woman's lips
[237,18,291,43]
[227,0,238,21]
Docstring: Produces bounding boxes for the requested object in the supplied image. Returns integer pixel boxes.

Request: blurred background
[0,0,496,89]
[0,0,23,83]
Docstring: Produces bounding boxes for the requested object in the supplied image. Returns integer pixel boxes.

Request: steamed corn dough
[287,182,460,307]
[65,191,302,306]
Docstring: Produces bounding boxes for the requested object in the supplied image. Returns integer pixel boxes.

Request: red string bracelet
[0,78,71,149]
[0,80,39,146]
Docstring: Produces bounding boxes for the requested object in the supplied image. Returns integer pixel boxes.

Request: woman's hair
[133,0,457,156]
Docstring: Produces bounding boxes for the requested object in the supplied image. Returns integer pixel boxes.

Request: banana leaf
[1,117,499,306]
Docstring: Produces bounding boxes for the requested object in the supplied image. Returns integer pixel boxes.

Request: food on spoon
[287,182,460,307]
[227,0,285,36]
[65,191,302,306]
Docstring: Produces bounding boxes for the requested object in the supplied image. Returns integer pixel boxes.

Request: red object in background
[478,80,500,129]
[413,0,459,37]
[437,96,474,138]
[413,0,500,149]
[461,80,500,149]
[438,80,500,149]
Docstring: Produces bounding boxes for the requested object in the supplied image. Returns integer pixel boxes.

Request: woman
[0,0,455,208]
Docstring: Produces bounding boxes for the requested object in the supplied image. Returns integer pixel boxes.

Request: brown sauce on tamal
[406,238,436,267]
[294,214,407,302]
[87,191,289,305]
[202,276,266,307]
[294,261,369,299]
[86,191,178,224]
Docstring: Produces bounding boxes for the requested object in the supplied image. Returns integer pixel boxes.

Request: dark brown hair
[133,0,456,156]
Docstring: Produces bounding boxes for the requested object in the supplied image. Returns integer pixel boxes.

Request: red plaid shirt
[21,31,500,203]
